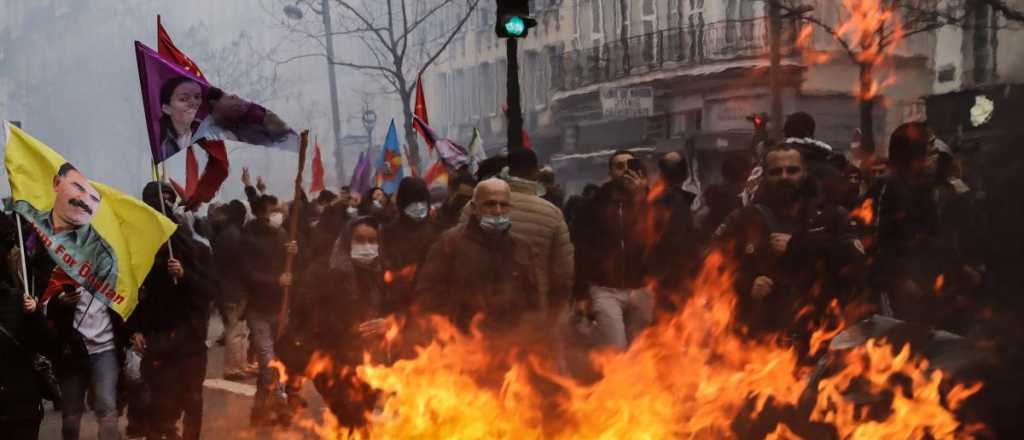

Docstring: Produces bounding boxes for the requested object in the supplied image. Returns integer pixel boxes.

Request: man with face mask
[380,177,440,312]
[416,178,539,332]
[712,144,864,350]
[458,149,573,316]
[239,189,298,426]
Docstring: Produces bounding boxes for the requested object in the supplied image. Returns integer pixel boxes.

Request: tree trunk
[399,87,422,174]
[858,62,877,154]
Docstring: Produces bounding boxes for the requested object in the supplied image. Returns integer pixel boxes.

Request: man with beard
[570,150,654,350]
[128,182,216,440]
[712,143,864,350]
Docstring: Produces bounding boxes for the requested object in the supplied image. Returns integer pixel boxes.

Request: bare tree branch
[978,0,1024,22]
[412,0,480,93]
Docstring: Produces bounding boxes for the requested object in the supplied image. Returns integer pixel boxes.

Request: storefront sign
[601,87,654,120]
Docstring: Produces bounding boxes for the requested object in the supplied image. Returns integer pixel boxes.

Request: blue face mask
[479,214,511,232]
[403,202,429,221]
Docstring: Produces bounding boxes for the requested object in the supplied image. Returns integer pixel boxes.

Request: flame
[268,359,288,384]
[834,0,905,101]
[796,1,905,101]
[851,198,874,225]
[934,275,945,294]
[811,339,981,439]
[282,251,983,438]
[383,264,418,285]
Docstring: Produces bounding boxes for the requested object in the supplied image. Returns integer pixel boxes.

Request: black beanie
[396,177,430,209]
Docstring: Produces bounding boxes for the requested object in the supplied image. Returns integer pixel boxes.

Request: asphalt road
[39,316,332,439]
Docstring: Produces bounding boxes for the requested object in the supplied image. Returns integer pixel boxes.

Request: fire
[811,339,981,439]
[285,251,982,438]
[851,197,874,225]
[269,358,288,384]
[795,0,905,101]
[834,0,905,101]
[934,274,945,294]
[383,264,418,285]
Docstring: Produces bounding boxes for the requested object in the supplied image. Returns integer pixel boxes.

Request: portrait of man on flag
[4,123,176,319]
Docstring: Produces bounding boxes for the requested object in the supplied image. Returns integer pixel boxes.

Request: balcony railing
[552,17,799,93]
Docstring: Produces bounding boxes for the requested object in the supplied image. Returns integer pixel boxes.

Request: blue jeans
[60,349,120,440]
[246,310,280,403]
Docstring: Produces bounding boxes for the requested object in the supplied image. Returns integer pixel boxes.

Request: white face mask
[372,200,384,210]
[403,201,429,221]
[346,206,359,216]
[350,243,379,264]
[479,214,511,232]
[268,212,284,228]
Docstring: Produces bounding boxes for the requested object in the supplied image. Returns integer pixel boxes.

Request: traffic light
[495,0,536,38]
[747,113,768,131]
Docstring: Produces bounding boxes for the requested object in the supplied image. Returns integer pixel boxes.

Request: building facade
[427,0,1016,190]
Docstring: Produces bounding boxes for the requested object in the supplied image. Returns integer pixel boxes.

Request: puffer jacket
[460,178,573,311]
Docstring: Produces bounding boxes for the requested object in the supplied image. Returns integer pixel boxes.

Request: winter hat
[395,177,430,210]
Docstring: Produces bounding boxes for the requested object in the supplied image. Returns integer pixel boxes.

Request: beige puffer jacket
[461,178,574,311]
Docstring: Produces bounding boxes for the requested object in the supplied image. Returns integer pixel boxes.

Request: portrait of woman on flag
[158,76,205,160]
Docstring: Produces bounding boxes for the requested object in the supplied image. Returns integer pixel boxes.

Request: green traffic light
[504,16,526,37]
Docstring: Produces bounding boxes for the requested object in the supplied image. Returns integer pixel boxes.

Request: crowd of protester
[0,111,1018,439]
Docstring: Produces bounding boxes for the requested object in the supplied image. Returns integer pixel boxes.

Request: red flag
[185,140,229,210]
[184,146,199,197]
[155,19,228,210]
[310,139,325,193]
[157,15,205,79]
[414,75,433,151]
[415,75,429,125]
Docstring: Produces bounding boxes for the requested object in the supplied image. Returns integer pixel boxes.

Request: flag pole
[154,159,179,286]
[277,130,310,338]
[13,214,32,298]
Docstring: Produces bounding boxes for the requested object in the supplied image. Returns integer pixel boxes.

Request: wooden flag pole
[277,130,310,337]
[13,214,32,298]
[154,159,178,286]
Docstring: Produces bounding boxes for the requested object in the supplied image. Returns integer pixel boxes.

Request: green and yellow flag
[4,122,176,320]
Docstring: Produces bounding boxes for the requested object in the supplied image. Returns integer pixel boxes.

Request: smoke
[0,0,394,201]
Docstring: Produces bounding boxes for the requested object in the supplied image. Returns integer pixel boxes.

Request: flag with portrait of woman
[136,41,300,161]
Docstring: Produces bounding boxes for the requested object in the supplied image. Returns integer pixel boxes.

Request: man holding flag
[4,123,175,440]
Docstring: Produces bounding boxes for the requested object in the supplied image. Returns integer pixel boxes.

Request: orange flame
[383,264,418,285]
[834,0,905,101]
[796,1,906,101]
[934,274,945,295]
[282,251,983,438]
[851,197,874,225]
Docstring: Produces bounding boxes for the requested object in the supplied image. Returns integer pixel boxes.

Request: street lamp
[284,0,345,182]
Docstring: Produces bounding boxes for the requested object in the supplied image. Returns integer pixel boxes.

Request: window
[590,0,603,43]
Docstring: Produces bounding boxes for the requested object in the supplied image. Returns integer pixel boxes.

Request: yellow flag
[4,122,176,320]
